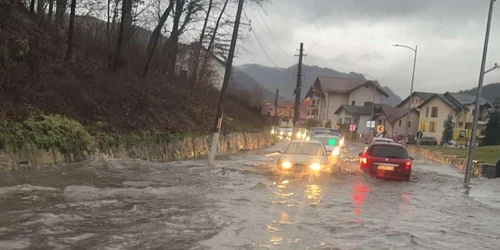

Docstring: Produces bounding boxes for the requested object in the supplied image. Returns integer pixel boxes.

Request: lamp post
[464,0,496,188]
[394,44,418,140]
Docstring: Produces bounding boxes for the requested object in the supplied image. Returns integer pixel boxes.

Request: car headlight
[305,136,310,141]
[282,161,292,169]
[288,132,292,136]
[297,132,301,138]
[339,138,345,146]
[280,131,284,135]
[333,148,340,156]
[310,163,321,171]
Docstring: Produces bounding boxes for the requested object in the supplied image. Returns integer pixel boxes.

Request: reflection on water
[351,180,370,216]
[305,184,322,206]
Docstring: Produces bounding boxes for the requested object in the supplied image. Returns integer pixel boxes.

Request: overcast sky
[232,0,500,98]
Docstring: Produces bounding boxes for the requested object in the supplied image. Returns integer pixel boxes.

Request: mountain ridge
[236,63,403,106]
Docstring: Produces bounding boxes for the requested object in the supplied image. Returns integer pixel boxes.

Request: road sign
[349,124,356,131]
[366,120,375,128]
[377,125,384,133]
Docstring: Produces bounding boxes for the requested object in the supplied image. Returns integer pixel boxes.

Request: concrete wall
[0,132,272,170]
[408,146,494,178]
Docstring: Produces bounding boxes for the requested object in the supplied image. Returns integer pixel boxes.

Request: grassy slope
[421,146,500,164]
[0,1,270,135]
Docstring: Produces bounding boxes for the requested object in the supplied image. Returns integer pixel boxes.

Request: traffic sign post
[349,124,356,131]
[376,125,384,133]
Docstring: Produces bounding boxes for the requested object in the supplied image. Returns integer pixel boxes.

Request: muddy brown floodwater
[1,142,499,250]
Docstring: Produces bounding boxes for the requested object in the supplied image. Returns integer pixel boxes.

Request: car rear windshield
[367,145,408,159]
[284,142,325,156]
[312,137,339,147]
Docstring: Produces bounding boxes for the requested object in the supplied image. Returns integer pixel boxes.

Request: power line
[243,10,280,67]
[254,7,294,61]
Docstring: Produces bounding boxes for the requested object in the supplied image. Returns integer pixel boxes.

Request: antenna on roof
[424,78,427,92]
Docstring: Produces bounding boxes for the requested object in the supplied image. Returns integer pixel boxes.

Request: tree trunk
[47,0,54,24]
[143,0,174,77]
[30,0,36,13]
[191,0,213,84]
[208,0,229,52]
[55,0,67,30]
[106,0,111,42]
[64,0,76,61]
[166,0,185,76]
[37,0,45,25]
[113,0,132,70]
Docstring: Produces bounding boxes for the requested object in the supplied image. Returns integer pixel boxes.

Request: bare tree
[64,0,76,61]
[55,0,67,30]
[37,0,45,25]
[207,0,228,52]
[47,0,54,24]
[190,0,213,84]
[29,0,36,13]
[112,0,133,69]
[143,0,174,76]
[165,0,203,76]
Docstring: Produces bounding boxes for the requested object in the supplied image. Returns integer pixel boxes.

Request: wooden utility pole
[207,0,245,163]
[274,88,279,125]
[293,43,305,138]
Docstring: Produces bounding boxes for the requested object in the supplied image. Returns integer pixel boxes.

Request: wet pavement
[1,142,500,250]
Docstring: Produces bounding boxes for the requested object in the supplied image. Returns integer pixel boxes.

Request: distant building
[371,104,420,138]
[304,76,389,127]
[416,92,491,142]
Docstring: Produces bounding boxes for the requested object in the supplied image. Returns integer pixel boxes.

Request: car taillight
[361,157,367,165]
[405,161,411,171]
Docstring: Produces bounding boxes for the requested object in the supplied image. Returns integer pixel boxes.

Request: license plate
[378,165,394,171]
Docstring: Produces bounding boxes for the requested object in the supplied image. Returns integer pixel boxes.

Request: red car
[358,142,414,181]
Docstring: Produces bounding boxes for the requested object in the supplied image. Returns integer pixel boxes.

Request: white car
[365,137,395,152]
[311,134,344,164]
[277,140,334,174]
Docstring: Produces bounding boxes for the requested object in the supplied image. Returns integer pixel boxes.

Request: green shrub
[0,112,93,155]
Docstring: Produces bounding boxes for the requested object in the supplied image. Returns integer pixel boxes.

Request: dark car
[420,136,438,146]
[359,142,414,181]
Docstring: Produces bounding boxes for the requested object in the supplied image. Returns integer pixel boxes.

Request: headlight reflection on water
[305,184,322,206]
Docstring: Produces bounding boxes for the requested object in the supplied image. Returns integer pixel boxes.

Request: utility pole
[464,0,496,188]
[293,43,305,139]
[274,88,279,125]
[207,0,245,163]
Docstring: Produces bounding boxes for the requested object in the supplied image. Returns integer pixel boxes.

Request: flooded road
[1,142,500,249]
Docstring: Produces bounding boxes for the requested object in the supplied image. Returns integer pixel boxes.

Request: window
[378,119,382,125]
[421,121,427,132]
[399,120,402,127]
[430,121,437,132]
[367,145,409,159]
[284,142,325,156]
[351,101,356,106]
[339,118,343,124]
[431,107,438,118]
[364,102,372,106]
[426,107,429,117]
[458,122,464,128]
[408,121,411,128]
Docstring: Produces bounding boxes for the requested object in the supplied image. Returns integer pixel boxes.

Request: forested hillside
[0,0,271,134]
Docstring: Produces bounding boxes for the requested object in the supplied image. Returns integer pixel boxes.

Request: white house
[304,76,389,127]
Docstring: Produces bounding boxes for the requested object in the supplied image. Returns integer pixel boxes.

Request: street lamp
[394,43,418,140]
[464,0,496,188]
